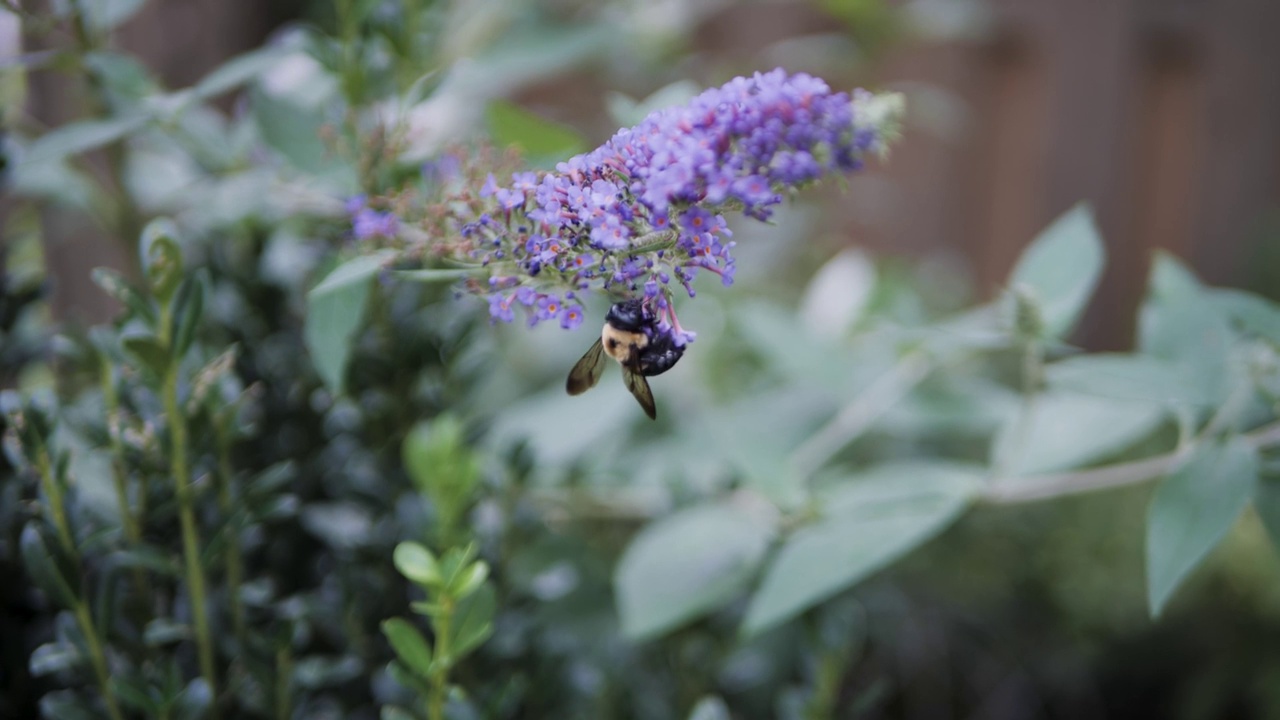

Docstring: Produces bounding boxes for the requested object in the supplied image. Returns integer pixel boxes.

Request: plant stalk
[33,439,75,554]
[428,598,454,720]
[164,363,219,717]
[212,417,247,650]
[73,601,125,720]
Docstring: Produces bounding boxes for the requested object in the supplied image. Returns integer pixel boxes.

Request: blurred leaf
[382,706,419,720]
[301,503,374,550]
[403,416,479,503]
[173,678,213,720]
[687,695,731,720]
[144,618,191,647]
[91,267,156,324]
[1045,354,1216,408]
[485,101,586,165]
[1211,288,1280,345]
[742,463,978,636]
[381,618,433,676]
[616,501,773,640]
[1146,438,1256,617]
[21,114,148,166]
[109,546,181,576]
[29,641,82,676]
[170,274,205,358]
[251,88,338,176]
[84,52,159,101]
[1007,203,1104,339]
[605,80,701,127]
[396,269,481,283]
[449,562,489,599]
[799,249,876,340]
[305,252,392,394]
[293,655,364,689]
[111,675,159,713]
[39,691,98,720]
[449,582,496,663]
[1138,253,1235,406]
[81,0,146,31]
[20,523,76,607]
[192,45,291,102]
[991,392,1166,476]
[122,334,170,377]
[1256,477,1280,552]
[141,219,184,302]
[393,542,441,587]
[708,387,839,506]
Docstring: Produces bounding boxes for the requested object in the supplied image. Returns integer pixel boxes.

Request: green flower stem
[73,601,125,720]
[161,300,220,718]
[804,645,849,720]
[212,417,247,650]
[101,361,149,600]
[275,644,293,720]
[101,363,143,544]
[428,597,455,720]
[788,351,933,482]
[33,437,75,555]
[984,409,1280,504]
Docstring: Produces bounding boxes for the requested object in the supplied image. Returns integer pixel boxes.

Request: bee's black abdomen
[605,299,685,377]
[637,330,684,376]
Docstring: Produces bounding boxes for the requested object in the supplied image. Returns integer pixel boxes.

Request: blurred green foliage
[5,1,1280,720]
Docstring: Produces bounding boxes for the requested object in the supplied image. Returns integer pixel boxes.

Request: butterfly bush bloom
[367,69,903,342]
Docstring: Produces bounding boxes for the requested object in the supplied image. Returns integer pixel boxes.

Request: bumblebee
[565,299,685,419]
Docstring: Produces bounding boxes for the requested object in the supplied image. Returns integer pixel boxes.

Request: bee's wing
[566,338,606,395]
[623,368,657,420]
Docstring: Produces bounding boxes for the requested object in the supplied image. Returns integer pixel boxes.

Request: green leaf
[381,706,419,720]
[485,100,586,165]
[1146,438,1256,617]
[448,582,496,664]
[140,219,184,302]
[110,547,180,576]
[1210,288,1280,346]
[990,392,1166,476]
[172,678,212,720]
[1007,203,1105,339]
[742,463,978,637]
[395,269,480,283]
[170,274,205,359]
[1138,253,1235,406]
[615,502,773,640]
[605,80,701,127]
[403,416,478,500]
[449,561,489,599]
[252,88,337,175]
[122,334,170,377]
[29,642,83,676]
[381,618,433,676]
[687,696,731,720]
[393,542,441,587]
[111,675,160,713]
[1045,353,1216,407]
[191,46,291,102]
[20,523,77,607]
[143,618,190,647]
[1256,476,1280,554]
[20,114,148,165]
[293,655,364,689]
[81,0,147,31]
[91,267,157,325]
[304,252,392,394]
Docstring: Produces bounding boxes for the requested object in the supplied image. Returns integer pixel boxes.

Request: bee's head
[605,299,652,333]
